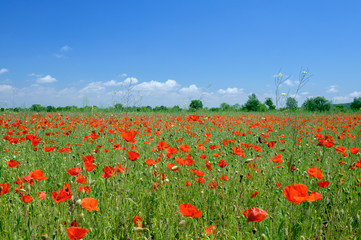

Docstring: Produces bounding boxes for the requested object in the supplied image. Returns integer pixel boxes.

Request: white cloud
[0,68,8,74]
[349,91,361,98]
[327,85,338,93]
[119,73,127,78]
[37,75,57,84]
[104,80,123,87]
[28,73,42,77]
[218,87,244,95]
[60,45,72,52]
[0,84,14,92]
[301,91,309,95]
[179,84,201,95]
[134,79,179,92]
[124,77,138,85]
[79,82,106,93]
[284,79,294,86]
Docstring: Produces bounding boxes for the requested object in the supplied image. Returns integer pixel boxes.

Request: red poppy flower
[318,181,330,188]
[251,190,259,198]
[218,159,228,168]
[43,146,56,152]
[306,166,324,179]
[78,185,92,193]
[188,115,200,121]
[145,158,156,166]
[196,178,206,183]
[269,153,283,163]
[67,167,81,176]
[267,141,276,148]
[350,147,359,154]
[128,151,140,161]
[38,191,46,200]
[121,130,138,143]
[52,183,72,203]
[205,161,212,171]
[82,155,95,163]
[133,216,143,227]
[220,175,229,181]
[205,226,217,236]
[209,180,218,189]
[81,197,100,211]
[179,203,202,218]
[29,170,48,181]
[247,207,269,222]
[76,175,87,184]
[66,227,89,240]
[57,147,72,153]
[167,163,179,171]
[284,184,322,203]
[22,194,33,203]
[116,163,126,174]
[101,166,116,178]
[178,144,190,153]
[7,159,19,167]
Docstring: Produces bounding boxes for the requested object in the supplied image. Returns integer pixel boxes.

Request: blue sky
[1,0,360,108]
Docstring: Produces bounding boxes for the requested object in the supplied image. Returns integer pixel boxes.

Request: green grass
[0,112,361,239]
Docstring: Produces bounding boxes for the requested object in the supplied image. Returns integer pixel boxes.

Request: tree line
[1,96,361,113]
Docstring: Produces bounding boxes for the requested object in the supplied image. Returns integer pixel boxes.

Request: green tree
[189,100,203,110]
[350,97,361,110]
[220,102,231,111]
[286,97,298,110]
[30,104,46,112]
[264,98,276,110]
[46,105,56,112]
[302,96,331,112]
[243,93,261,111]
[114,103,123,110]
[232,103,241,111]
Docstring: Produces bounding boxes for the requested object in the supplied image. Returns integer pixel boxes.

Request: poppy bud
[178,220,186,227]
[76,199,82,205]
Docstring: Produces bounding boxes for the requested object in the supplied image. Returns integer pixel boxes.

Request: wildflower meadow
[1,112,361,239]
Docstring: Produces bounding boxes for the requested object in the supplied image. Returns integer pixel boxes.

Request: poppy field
[1,112,361,239]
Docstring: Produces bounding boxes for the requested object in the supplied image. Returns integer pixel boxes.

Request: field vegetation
[1,111,361,239]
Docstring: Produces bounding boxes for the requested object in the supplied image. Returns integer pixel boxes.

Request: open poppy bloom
[218,159,228,168]
[101,166,116,178]
[167,163,179,171]
[128,151,140,161]
[284,184,322,203]
[81,197,100,211]
[7,159,19,167]
[318,181,330,188]
[133,216,143,227]
[22,194,33,203]
[178,144,191,153]
[29,170,48,181]
[306,166,324,179]
[52,183,72,203]
[205,226,217,236]
[121,130,138,143]
[67,167,81,176]
[179,203,202,218]
[247,207,269,222]
[67,227,89,240]
[269,153,283,163]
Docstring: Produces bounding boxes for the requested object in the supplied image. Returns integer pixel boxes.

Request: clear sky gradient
[1,0,360,108]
